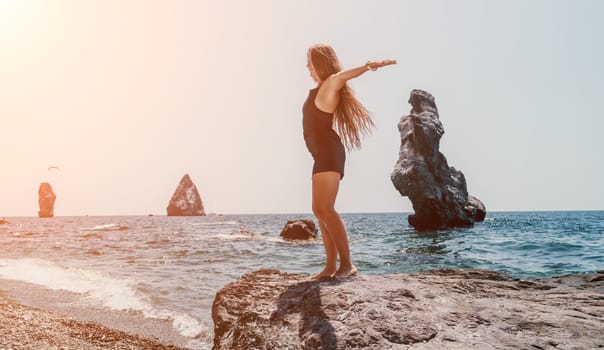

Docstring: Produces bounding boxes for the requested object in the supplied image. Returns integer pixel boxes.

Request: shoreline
[2,268,603,349]
[0,279,204,349]
[1,212,602,349]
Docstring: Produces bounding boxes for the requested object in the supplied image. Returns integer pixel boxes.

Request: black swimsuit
[303,87,346,179]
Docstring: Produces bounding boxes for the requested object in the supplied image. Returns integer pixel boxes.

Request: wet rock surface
[212,269,604,349]
[391,89,486,230]
[280,219,318,241]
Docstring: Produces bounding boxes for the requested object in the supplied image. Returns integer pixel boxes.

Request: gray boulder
[38,182,56,218]
[212,269,604,349]
[280,219,318,241]
[166,174,205,216]
[391,89,485,230]
[466,195,486,222]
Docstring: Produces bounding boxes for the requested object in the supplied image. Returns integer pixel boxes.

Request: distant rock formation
[0,218,8,225]
[212,269,604,350]
[166,174,205,216]
[38,182,56,218]
[391,89,486,230]
[280,219,318,241]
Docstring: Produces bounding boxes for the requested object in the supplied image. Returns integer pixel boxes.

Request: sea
[0,211,603,349]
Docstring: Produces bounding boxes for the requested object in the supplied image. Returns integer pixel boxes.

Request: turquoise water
[0,211,602,348]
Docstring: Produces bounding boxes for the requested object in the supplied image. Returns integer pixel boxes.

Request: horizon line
[2,208,604,219]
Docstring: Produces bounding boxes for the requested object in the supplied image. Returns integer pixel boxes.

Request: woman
[303,44,396,278]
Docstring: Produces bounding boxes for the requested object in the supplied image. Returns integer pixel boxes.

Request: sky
[1,0,603,216]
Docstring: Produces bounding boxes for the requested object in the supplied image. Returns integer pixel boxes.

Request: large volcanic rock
[212,269,604,350]
[38,182,56,218]
[280,219,318,241]
[166,174,205,216]
[391,89,486,230]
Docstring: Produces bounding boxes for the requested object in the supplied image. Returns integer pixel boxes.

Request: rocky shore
[213,269,604,349]
[0,289,184,350]
[3,268,603,349]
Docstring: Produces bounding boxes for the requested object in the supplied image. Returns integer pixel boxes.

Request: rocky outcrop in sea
[37,182,56,218]
[166,174,205,216]
[212,269,604,350]
[391,89,486,230]
[280,219,318,241]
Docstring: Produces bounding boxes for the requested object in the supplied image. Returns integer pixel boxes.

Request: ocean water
[0,211,602,348]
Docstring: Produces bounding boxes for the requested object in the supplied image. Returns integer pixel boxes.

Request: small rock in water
[279,219,318,241]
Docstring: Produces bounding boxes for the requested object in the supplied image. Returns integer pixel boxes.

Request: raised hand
[366,59,397,71]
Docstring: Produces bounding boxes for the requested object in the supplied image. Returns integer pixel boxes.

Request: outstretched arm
[327,59,397,92]
[315,59,396,113]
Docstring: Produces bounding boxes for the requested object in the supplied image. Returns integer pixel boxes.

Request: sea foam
[80,223,129,231]
[0,258,207,338]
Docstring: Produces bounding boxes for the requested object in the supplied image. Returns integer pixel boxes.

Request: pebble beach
[0,289,182,350]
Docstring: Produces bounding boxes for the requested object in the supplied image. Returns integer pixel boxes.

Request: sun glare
[0,0,21,24]
[0,0,42,40]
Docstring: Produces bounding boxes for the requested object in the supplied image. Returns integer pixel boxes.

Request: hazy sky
[1,0,603,216]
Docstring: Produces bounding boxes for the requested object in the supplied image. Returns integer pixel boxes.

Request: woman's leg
[312,171,357,277]
[312,220,338,279]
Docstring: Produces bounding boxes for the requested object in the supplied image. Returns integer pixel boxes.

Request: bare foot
[335,265,358,278]
[311,268,337,280]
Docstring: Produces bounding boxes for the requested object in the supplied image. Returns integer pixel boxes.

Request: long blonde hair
[309,44,374,151]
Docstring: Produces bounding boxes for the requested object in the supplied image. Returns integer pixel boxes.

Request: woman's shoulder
[318,74,341,94]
